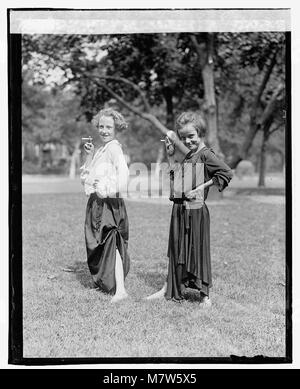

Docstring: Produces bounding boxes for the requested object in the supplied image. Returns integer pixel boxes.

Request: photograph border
[8,8,292,366]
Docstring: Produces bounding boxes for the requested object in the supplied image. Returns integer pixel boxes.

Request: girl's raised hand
[164,136,175,156]
[84,142,94,155]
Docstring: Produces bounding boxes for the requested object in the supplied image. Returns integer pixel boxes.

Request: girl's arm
[202,149,233,191]
[84,152,94,169]
[186,150,233,199]
[185,179,214,200]
[80,143,95,185]
[82,142,95,169]
[114,153,129,194]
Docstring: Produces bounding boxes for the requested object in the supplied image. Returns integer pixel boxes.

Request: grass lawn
[22,192,286,359]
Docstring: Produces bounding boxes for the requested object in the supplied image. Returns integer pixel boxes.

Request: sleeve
[79,163,90,185]
[110,144,129,193]
[203,149,233,192]
[95,143,129,197]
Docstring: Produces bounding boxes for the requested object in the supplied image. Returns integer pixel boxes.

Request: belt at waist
[89,192,122,200]
[170,195,190,204]
[170,198,186,204]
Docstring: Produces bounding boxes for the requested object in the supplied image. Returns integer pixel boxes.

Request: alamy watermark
[81,159,205,207]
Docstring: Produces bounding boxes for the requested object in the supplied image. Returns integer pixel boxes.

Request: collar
[94,139,121,157]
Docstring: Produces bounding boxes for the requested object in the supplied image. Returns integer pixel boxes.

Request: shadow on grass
[136,270,202,303]
[68,261,114,298]
[182,289,201,303]
[64,260,95,289]
[67,261,203,304]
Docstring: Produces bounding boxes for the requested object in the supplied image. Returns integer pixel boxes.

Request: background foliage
[21,32,286,185]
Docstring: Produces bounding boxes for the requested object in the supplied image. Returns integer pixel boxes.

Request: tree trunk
[255,152,260,173]
[202,64,218,151]
[155,144,165,177]
[69,141,80,179]
[258,116,275,187]
[272,148,285,173]
[155,88,174,177]
[229,50,280,169]
[163,86,174,131]
[258,131,268,187]
[201,35,222,157]
[229,119,258,169]
[203,35,223,199]
[190,33,222,157]
[191,33,223,200]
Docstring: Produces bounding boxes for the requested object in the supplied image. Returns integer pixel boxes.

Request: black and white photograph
[5,4,297,370]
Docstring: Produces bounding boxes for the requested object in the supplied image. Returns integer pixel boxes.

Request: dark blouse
[170,147,233,201]
[198,147,233,196]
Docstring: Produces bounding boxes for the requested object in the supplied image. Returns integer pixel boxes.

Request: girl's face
[178,123,201,152]
[97,115,115,144]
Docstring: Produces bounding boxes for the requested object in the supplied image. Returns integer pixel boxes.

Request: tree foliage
[215,32,285,169]
[21,31,287,180]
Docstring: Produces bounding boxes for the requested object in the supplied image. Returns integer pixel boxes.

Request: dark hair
[175,111,207,138]
[92,108,128,132]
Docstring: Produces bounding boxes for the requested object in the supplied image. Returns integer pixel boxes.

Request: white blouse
[80,139,129,197]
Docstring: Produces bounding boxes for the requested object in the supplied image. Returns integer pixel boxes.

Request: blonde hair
[175,111,207,138]
[92,108,128,132]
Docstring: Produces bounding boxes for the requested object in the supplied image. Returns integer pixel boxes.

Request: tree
[22,32,286,187]
[77,33,224,165]
[22,34,191,164]
[216,32,286,172]
[22,68,93,177]
[189,33,222,156]
[257,88,285,187]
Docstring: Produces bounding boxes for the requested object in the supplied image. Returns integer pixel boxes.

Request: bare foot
[145,284,167,300]
[111,292,129,303]
[199,296,212,308]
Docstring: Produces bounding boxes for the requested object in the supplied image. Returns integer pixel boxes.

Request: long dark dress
[165,147,233,301]
[85,193,130,293]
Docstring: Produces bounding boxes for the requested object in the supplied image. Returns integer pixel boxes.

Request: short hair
[92,108,128,132]
[175,111,207,138]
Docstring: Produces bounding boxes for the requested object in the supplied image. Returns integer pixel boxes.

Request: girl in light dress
[80,108,130,303]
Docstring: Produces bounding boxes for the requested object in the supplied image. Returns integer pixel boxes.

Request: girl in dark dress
[80,108,130,303]
[146,111,233,307]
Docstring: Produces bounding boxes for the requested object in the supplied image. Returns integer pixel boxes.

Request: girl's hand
[84,142,94,155]
[185,190,197,200]
[164,137,175,156]
[186,184,205,200]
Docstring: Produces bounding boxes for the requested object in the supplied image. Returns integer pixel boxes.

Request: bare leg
[111,249,129,303]
[145,282,167,300]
